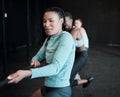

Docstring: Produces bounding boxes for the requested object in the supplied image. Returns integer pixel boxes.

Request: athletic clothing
[70,31,89,87]
[31,31,75,88]
[75,32,89,48]
[41,86,71,97]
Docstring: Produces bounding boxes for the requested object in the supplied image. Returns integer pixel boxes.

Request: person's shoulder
[71,28,79,34]
[81,27,86,33]
[61,31,71,36]
[60,31,75,44]
[61,31,73,39]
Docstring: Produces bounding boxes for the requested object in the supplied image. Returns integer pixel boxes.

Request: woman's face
[65,16,73,30]
[43,11,63,36]
[74,20,82,28]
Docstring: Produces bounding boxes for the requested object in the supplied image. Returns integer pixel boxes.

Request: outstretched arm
[7,70,32,84]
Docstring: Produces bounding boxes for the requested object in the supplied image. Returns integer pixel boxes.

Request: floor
[0,44,120,97]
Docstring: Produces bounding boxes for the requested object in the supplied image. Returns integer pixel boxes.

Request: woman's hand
[31,60,40,68]
[7,70,32,84]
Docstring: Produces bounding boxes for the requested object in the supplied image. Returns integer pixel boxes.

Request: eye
[49,19,54,22]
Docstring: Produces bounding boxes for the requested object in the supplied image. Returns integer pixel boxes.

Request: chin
[46,32,52,36]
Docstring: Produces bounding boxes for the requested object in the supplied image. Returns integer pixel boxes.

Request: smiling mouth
[45,29,52,33]
[45,28,52,31]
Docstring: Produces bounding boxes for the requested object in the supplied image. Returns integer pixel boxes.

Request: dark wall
[55,0,120,45]
[30,0,120,45]
[0,0,28,74]
[86,0,120,45]
[2,0,119,49]
[5,0,28,49]
[0,0,3,65]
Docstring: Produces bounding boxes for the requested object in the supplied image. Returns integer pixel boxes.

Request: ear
[60,18,64,24]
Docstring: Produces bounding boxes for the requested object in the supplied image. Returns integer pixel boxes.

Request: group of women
[7,7,94,97]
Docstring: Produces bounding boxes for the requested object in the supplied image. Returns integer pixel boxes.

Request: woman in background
[65,12,94,88]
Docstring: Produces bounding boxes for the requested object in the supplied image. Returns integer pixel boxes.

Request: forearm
[8,70,32,84]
